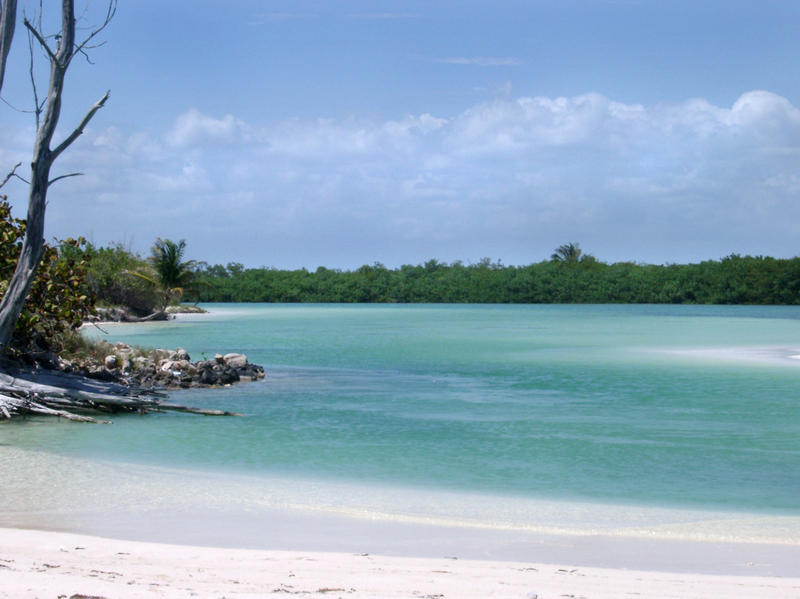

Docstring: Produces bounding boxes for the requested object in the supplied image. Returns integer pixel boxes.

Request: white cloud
[30,90,800,267]
[92,126,122,147]
[383,114,447,138]
[433,56,522,67]
[166,109,249,148]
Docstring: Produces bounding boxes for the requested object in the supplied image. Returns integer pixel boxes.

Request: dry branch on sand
[0,365,243,423]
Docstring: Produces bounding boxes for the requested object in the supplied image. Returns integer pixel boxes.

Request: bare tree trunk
[0,164,47,350]
[0,0,111,354]
[0,0,16,93]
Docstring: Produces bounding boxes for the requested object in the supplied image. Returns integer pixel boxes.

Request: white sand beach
[2,527,799,599]
[2,444,800,597]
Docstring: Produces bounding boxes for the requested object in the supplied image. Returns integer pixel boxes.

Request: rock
[133,356,151,371]
[170,348,191,361]
[218,367,240,385]
[33,350,60,369]
[198,367,219,385]
[223,353,248,369]
[64,339,265,391]
[88,366,119,382]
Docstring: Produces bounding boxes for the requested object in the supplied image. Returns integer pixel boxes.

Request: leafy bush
[0,198,95,353]
[82,242,159,316]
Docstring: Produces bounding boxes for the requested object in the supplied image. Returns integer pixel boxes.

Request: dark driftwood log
[158,402,244,417]
[0,366,241,422]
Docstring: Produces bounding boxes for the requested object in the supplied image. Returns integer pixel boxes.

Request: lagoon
[2,303,800,562]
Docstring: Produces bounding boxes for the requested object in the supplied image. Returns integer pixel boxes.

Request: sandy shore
[1,527,799,599]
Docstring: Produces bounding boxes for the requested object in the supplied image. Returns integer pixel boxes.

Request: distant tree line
[66,239,800,308]
[182,249,800,305]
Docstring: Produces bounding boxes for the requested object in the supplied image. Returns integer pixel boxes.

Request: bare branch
[90,320,109,335]
[78,40,108,64]
[0,0,17,94]
[51,89,109,161]
[22,17,56,62]
[78,46,93,64]
[26,23,41,128]
[48,172,83,187]
[0,162,22,189]
[73,0,116,60]
[0,94,35,112]
[10,172,29,185]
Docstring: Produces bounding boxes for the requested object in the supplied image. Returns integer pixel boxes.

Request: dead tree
[0,2,247,422]
[0,0,114,354]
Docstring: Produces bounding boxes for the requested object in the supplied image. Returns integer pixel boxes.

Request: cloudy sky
[1,0,800,269]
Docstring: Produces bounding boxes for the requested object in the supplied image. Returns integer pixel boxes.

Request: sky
[1,0,800,269]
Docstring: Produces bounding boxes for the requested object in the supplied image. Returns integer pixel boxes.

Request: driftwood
[0,366,242,423]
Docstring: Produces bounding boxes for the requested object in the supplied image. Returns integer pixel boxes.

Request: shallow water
[3,303,800,546]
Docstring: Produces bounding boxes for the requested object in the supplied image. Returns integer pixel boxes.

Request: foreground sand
[1,528,799,599]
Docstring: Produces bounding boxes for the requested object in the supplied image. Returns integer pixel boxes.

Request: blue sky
[2,0,800,268]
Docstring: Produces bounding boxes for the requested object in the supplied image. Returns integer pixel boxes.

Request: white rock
[223,353,248,368]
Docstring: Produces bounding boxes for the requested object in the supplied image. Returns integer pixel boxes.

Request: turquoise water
[3,303,800,544]
[0,304,800,552]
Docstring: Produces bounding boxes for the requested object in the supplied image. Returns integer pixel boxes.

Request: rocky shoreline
[74,342,265,390]
[0,309,265,421]
[75,306,264,390]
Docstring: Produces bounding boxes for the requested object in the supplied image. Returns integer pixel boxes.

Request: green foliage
[75,239,800,307]
[143,238,197,310]
[89,238,198,314]
[151,238,195,290]
[183,250,800,306]
[0,198,95,352]
[551,242,584,263]
[83,242,158,315]
[79,238,200,315]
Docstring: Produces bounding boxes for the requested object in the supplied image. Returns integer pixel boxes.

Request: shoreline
[2,447,799,581]
[2,527,799,599]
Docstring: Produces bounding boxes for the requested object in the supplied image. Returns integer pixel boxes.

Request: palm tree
[127,238,196,315]
[149,238,197,310]
[551,242,583,264]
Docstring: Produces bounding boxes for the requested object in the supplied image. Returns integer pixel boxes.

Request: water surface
[3,304,800,546]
